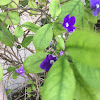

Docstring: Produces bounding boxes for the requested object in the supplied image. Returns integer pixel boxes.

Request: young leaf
[49,0,61,19]
[33,23,53,50]
[26,87,31,93]
[7,66,16,72]
[32,84,36,90]
[12,71,19,79]
[0,64,3,82]
[56,36,64,50]
[0,12,20,25]
[21,22,40,33]
[28,80,33,84]
[22,36,33,47]
[65,30,100,68]
[42,55,76,100]
[0,0,11,5]
[57,0,84,25]
[14,26,24,38]
[23,52,47,73]
[53,22,65,36]
[75,62,100,90]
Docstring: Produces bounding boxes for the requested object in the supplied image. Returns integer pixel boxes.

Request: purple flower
[16,66,25,76]
[5,89,7,91]
[60,51,63,56]
[90,0,100,16]
[36,2,38,5]
[40,55,57,72]
[62,15,76,33]
[48,1,50,3]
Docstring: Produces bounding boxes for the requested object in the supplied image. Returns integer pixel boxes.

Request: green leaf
[21,22,40,33]
[0,26,14,46]
[8,0,19,8]
[21,0,28,6]
[7,66,16,72]
[57,0,84,25]
[22,36,33,47]
[28,0,38,14]
[49,0,61,19]
[32,84,36,90]
[0,0,11,5]
[71,63,100,100]
[42,56,75,100]
[6,89,12,95]
[84,8,97,23]
[75,62,100,90]
[53,22,65,36]
[33,23,53,50]
[0,64,3,82]
[23,52,47,73]
[76,8,97,30]
[14,26,24,38]
[0,12,20,25]
[60,0,66,2]
[28,80,33,84]
[56,36,64,50]
[65,30,100,68]
[26,87,31,93]
[76,15,93,30]
[12,71,18,79]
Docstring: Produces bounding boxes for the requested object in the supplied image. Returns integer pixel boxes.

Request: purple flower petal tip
[63,14,76,33]
[60,51,63,56]
[40,55,57,72]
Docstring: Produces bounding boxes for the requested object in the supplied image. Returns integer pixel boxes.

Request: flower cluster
[40,55,57,72]
[16,66,25,76]
[62,14,76,33]
[90,0,100,16]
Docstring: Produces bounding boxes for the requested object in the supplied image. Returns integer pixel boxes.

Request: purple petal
[40,59,49,69]
[20,73,24,76]
[40,55,57,72]
[45,64,52,72]
[68,16,76,25]
[90,0,96,6]
[19,66,23,69]
[36,2,38,5]
[92,8,100,16]
[22,70,26,73]
[16,69,19,73]
[90,0,100,10]
[63,15,69,26]
[60,51,63,56]
[91,5,96,10]
[67,25,76,32]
